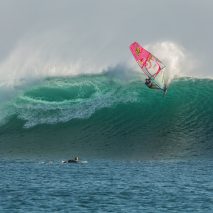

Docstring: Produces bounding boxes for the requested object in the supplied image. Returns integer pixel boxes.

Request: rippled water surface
[1,159,213,212]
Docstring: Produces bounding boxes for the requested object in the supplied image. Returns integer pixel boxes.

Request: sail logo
[135,47,141,56]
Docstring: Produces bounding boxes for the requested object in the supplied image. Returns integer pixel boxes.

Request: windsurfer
[130,42,168,93]
[145,78,153,88]
[145,78,160,90]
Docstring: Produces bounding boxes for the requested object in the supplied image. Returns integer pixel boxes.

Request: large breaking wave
[0,40,212,159]
[0,72,212,159]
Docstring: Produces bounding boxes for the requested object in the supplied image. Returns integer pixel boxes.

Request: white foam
[0,35,109,89]
[0,37,200,90]
[146,41,197,84]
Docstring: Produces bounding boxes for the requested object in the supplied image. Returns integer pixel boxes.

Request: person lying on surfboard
[63,156,80,163]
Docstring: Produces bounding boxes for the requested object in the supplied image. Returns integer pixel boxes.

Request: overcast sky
[0,0,212,77]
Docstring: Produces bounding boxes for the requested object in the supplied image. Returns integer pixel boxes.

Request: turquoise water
[0,72,213,211]
[1,159,213,212]
[0,72,212,159]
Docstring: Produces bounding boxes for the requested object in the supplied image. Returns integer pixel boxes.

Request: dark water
[1,159,213,212]
[0,73,213,211]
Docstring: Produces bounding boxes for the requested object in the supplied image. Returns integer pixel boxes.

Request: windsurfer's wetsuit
[145,78,153,88]
[145,78,161,90]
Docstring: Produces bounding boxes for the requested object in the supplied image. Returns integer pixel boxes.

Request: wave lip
[0,74,212,130]
[2,74,139,127]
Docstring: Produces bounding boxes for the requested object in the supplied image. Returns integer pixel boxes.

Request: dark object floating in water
[62,157,87,164]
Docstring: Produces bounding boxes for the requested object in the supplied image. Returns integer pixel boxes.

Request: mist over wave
[0,36,197,88]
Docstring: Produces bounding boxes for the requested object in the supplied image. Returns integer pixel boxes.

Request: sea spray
[145,41,196,84]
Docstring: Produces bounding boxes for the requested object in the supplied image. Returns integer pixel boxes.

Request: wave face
[0,71,213,159]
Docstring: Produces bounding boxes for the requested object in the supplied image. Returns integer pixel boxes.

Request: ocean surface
[0,159,213,212]
[0,71,213,212]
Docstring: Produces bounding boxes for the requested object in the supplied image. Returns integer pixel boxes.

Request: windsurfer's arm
[150,84,160,89]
